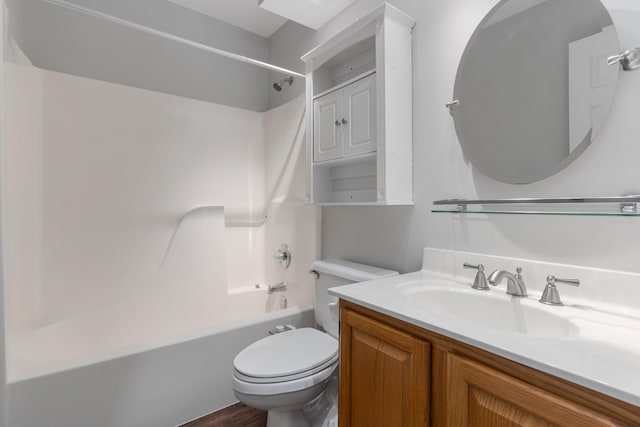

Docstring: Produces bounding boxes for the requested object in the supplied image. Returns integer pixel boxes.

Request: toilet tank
[311,259,398,338]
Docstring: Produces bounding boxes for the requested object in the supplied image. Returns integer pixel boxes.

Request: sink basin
[401,285,580,337]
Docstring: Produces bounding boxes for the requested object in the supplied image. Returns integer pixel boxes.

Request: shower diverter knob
[273,244,291,269]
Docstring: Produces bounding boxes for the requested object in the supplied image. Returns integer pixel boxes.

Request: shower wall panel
[39,70,265,324]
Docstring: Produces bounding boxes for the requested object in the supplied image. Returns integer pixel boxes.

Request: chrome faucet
[488,267,527,297]
[267,282,287,294]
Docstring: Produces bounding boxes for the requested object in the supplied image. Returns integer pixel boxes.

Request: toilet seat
[232,328,339,394]
[234,328,338,379]
[233,360,338,396]
[233,351,339,384]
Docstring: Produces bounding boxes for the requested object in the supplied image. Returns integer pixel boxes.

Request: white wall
[267,21,313,109]
[269,0,640,278]
[1,1,10,424]
[20,0,270,111]
[3,0,20,51]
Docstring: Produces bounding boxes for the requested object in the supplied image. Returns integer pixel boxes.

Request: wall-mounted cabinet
[302,3,415,205]
[314,73,376,163]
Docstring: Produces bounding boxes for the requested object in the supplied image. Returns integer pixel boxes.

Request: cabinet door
[313,89,343,162]
[342,73,377,158]
[339,308,430,427]
[440,353,623,426]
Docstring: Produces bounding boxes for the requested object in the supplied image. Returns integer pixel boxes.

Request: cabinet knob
[342,118,348,125]
[335,120,341,126]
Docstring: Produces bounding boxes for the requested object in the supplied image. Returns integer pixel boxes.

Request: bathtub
[3,63,318,425]
[7,287,315,427]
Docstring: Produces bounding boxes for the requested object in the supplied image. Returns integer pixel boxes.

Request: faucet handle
[463,263,490,290]
[551,276,580,286]
[539,275,580,306]
[463,262,482,270]
[273,244,291,269]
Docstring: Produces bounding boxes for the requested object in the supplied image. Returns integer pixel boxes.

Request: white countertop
[329,251,640,407]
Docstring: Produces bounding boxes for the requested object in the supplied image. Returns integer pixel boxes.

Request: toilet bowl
[232,260,398,427]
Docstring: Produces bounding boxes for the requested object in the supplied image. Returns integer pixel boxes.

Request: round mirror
[452,0,619,184]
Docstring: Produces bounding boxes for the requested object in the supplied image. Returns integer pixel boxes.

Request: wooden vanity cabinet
[339,306,430,426]
[339,300,640,427]
[437,352,621,426]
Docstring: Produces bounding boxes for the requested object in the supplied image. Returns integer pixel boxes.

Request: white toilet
[232,259,398,427]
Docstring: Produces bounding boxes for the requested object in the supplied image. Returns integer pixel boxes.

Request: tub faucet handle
[273,244,291,269]
[463,263,490,290]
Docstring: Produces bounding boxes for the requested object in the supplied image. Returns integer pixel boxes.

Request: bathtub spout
[267,282,287,294]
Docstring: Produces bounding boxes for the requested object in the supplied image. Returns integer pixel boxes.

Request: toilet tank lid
[311,259,398,282]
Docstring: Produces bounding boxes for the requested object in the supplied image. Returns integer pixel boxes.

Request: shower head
[273,76,294,92]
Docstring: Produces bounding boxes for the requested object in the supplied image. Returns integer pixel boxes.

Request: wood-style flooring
[180,403,267,427]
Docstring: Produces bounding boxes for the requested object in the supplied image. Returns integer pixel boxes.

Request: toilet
[232,259,398,427]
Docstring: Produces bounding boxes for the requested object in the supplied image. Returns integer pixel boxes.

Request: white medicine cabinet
[302,3,415,205]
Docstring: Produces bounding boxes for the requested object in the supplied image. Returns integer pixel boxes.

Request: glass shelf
[432,195,640,217]
[431,209,640,217]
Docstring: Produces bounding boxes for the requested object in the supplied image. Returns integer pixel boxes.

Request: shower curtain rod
[42,0,306,79]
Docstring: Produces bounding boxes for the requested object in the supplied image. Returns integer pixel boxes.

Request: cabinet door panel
[313,90,343,162]
[339,308,429,427]
[442,353,623,427]
[343,74,376,157]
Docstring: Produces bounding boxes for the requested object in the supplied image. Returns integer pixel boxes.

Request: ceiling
[167,0,356,38]
[168,0,288,38]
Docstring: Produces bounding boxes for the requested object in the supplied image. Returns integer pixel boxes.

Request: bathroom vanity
[339,301,639,426]
[330,249,640,426]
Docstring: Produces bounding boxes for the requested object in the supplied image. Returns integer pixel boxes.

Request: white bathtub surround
[3,64,267,328]
[330,247,640,407]
[7,204,310,383]
[263,96,320,311]
[2,62,43,345]
[3,53,317,425]
[11,206,227,382]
